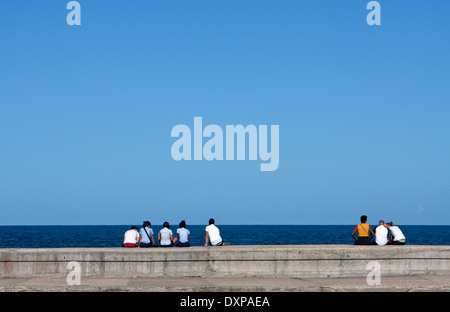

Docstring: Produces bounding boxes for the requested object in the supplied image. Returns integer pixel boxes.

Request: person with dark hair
[351,215,375,245]
[158,222,177,247]
[123,226,139,247]
[139,221,155,247]
[385,222,406,245]
[175,220,191,247]
[204,218,223,246]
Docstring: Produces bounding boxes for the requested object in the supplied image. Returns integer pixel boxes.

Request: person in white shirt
[204,218,223,247]
[123,226,139,247]
[385,222,406,245]
[175,220,191,247]
[374,220,388,246]
[158,222,177,247]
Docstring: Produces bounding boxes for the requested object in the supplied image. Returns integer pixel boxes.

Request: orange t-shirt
[357,223,370,237]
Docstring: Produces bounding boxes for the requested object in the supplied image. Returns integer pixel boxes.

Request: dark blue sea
[0,225,449,248]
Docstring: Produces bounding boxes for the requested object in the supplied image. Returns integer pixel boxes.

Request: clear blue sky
[1,1,449,225]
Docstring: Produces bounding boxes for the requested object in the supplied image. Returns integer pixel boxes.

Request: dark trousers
[355,237,372,245]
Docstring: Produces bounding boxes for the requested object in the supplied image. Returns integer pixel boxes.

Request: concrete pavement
[1,275,449,292]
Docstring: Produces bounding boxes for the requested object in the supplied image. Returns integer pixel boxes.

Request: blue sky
[1,1,449,225]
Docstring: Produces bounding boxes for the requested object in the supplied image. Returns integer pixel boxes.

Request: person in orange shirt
[351,215,375,245]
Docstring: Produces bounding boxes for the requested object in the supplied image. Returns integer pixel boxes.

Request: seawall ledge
[1,245,449,279]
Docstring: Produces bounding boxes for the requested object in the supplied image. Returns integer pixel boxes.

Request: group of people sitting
[124,215,406,247]
[122,218,224,248]
[352,215,406,245]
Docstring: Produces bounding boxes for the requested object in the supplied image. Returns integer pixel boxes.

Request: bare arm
[351,226,358,241]
[369,226,375,239]
[204,231,209,247]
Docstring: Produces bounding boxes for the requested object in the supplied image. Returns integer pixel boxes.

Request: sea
[0,225,449,248]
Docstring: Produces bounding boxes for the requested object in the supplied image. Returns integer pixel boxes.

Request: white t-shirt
[205,224,222,246]
[159,228,173,246]
[375,225,388,246]
[124,229,139,244]
[390,226,406,241]
[177,228,190,243]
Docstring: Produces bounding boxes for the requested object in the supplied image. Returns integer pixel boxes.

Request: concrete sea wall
[0,245,449,279]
